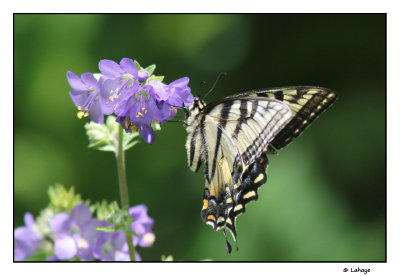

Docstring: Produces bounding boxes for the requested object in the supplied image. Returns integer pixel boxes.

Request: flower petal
[54,236,77,260]
[139,125,155,144]
[49,213,71,235]
[129,204,148,219]
[67,71,87,90]
[70,203,92,226]
[111,232,127,251]
[99,59,124,78]
[24,213,35,228]
[69,89,89,109]
[120,58,138,79]
[81,72,100,91]
[88,99,105,124]
[169,76,190,88]
[99,78,125,115]
[149,81,169,101]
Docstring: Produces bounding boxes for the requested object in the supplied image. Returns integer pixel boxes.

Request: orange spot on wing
[207,215,216,221]
[202,199,208,210]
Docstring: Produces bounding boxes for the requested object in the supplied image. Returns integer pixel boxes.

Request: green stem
[116,125,136,261]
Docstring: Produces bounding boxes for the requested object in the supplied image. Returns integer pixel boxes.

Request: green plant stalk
[116,125,136,261]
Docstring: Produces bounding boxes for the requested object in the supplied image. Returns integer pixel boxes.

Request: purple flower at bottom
[129,204,155,248]
[68,71,105,124]
[49,203,104,261]
[94,231,141,261]
[14,213,43,261]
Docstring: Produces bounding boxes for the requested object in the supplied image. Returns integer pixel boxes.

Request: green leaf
[84,116,140,154]
[134,60,142,71]
[144,64,156,76]
[96,226,116,232]
[48,184,83,214]
[148,75,164,82]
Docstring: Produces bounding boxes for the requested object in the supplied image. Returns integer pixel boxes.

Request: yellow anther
[124,118,130,129]
[136,115,140,118]
[78,106,82,111]
[142,107,146,111]
[77,237,89,249]
[84,107,88,111]
[77,111,85,119]
[115,95,118,99]
[138,112,144,117]
[110,90,114,94]
[145,110,148,114]
[84,112,89,117]
[109,96,114,102]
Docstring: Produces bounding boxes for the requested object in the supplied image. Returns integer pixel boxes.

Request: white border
[3,1,398,275]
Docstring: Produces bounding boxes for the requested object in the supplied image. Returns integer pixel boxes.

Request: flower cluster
[14,201,155,261]
[68,58,193,144]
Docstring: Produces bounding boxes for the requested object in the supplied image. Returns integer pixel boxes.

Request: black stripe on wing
[211,101,233,180]
[222,86,337,149]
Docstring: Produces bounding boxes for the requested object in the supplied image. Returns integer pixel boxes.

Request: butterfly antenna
[199,80,207,97]
[203,72,227,100]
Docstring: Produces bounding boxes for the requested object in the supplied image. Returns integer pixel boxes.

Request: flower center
[142,232,155,245]
[77,237,89,249]
[108,88,120,103]
[135,89,150,102]
[76,91,96,119]
[77,106,89,119]
[136,107,148,118]
[124,117,137,133]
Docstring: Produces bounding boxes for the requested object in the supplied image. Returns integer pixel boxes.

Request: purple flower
[93,231,141,261]
[115,86,172,144]
[165,77,194,108]
[68,71,105,124]
[129,204,155,248]
[14,213,43,261]
[94,204,154,261]
[49,203,103,261]
[137,70,149,83]
[98,58,139,114]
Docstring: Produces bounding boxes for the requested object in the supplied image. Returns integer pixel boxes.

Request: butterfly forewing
[239,86,337,149]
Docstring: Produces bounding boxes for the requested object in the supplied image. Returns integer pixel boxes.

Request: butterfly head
[184,96,206,126]
[193,96,206,110]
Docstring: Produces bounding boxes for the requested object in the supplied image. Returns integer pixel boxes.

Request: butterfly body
[184,86,337,253]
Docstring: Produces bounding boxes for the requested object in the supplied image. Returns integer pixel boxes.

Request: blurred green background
[14,14,385,261]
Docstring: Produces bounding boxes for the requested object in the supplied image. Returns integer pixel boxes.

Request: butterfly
[183,86,337,253]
